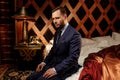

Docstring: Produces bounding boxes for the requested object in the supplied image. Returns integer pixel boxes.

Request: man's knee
[26,72,42,80]
[37,76,46,80]
[37,76,60,80]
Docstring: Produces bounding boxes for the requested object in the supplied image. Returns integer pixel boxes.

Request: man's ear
[64,14,67,19]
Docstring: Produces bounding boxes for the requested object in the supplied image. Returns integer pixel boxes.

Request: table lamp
[12,6,34,45]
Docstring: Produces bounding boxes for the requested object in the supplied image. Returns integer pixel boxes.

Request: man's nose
[53,19,57,24]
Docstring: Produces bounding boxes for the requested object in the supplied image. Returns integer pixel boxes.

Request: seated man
[26,6,81,80]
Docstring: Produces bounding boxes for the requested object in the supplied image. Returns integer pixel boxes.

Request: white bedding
[44,32,120,80]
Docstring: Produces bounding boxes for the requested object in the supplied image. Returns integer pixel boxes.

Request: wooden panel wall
[15,0,120,47]
[0,0,15,63]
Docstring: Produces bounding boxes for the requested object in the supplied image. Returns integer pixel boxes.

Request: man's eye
[56,17,60,19]
[52,17,60,21]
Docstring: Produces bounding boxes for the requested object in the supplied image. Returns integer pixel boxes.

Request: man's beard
[57,21,65,30]
[57,24,64,30]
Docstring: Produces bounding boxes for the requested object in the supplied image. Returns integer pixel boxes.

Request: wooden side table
[14,44,42,61]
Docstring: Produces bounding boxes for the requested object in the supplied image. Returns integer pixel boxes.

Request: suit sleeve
[43,33,57,64]
[54,33,81,73]
[43,46,54,64]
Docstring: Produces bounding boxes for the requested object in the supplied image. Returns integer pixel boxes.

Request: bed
[44,32,120,80]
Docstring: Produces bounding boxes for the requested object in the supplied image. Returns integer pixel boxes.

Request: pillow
[112,32,120,41]
[81,38,96,46]
[96,39,109,48]
[109,40,120,46]
[44,40,53,57]
[92,36,112,42]
[92,36,114,46]
[78,44,101,65]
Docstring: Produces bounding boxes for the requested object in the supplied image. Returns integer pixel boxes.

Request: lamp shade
[12,6,34,20]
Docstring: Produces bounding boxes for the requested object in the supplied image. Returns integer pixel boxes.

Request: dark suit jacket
[43,25,81,78]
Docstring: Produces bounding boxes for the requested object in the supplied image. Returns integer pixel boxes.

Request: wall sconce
[12,6,34,46]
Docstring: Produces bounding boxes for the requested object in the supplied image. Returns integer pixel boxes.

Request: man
[26,6,81,80]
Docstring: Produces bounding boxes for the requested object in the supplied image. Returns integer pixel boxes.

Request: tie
[56,30,62,43]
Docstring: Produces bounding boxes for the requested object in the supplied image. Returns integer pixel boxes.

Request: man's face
[52,10,65,29]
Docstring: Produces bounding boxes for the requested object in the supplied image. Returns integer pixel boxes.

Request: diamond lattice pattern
[16,0,120,46]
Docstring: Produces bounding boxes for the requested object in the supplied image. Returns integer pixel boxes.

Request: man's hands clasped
[36,63,57,79]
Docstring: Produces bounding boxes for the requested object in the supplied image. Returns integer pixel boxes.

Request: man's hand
[43,68,57,79]
[36,62,46,72]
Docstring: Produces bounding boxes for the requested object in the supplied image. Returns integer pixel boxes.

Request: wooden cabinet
[14,45,42,61]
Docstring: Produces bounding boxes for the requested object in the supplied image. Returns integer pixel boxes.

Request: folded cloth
[78,44,120,80]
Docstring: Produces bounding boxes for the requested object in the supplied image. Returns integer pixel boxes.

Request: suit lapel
[56,25,71,46]
[60,25,71,41]
[53,25,71,53]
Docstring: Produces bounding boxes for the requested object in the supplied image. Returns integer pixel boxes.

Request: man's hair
[52,6,67,15]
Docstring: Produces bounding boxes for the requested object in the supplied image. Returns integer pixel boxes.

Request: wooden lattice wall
[15,0,120,47]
